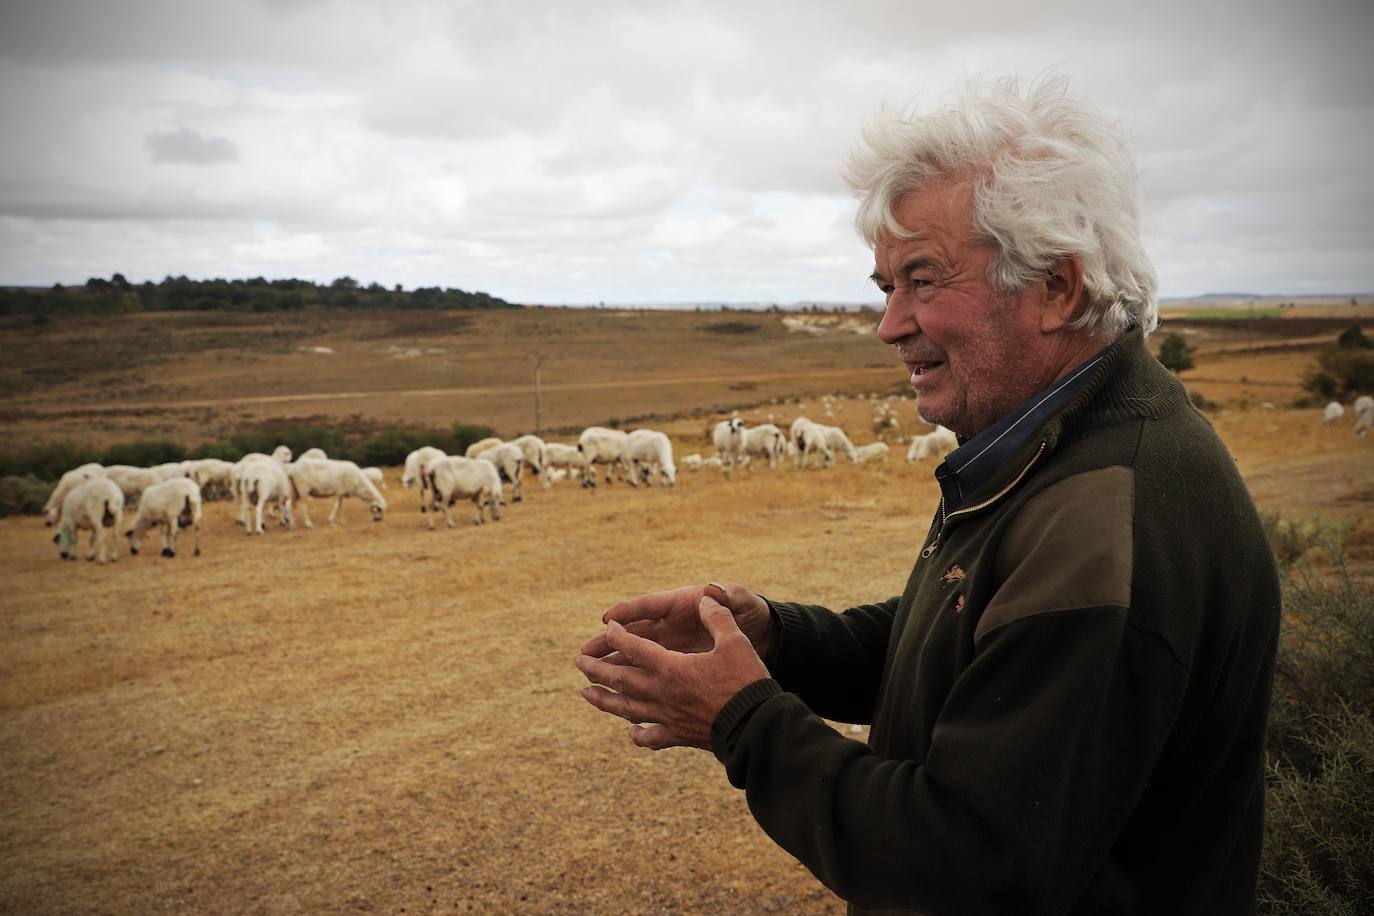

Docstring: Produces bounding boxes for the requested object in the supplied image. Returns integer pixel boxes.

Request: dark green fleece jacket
[711,326,1281,915]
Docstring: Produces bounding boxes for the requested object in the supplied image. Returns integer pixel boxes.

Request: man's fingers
[575,653,651,695]
[602,588,684,626]
[604,619,670,669]
[579,684,656,725]
[628,723,677,751]
[698,595,747,646]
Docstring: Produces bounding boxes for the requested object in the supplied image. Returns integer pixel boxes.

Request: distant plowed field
[3,307,1372,913]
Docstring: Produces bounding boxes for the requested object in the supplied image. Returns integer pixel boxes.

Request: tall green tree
[1157,333,1195,374]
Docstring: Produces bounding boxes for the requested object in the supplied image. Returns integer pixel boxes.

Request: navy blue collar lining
[934,350,1108,513]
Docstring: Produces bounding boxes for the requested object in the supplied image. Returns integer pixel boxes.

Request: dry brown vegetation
[2,306,1372,914]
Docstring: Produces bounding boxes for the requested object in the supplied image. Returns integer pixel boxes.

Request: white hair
[845,74,1158,337]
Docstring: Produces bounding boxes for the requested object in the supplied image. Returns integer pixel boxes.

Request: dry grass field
[2,306,1372,914]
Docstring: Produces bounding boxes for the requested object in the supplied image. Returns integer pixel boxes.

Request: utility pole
[532,352,547,435]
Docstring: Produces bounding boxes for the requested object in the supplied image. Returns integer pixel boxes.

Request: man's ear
[1041,256,1086,333]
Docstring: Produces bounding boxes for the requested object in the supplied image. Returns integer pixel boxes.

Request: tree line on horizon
[0,273,517,318]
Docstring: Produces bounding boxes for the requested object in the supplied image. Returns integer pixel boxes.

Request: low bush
[0,475,52,517]
[1259,516,1374,911]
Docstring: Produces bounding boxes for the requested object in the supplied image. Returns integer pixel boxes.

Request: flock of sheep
[1322,395,1374,437]
[39,397,956,564]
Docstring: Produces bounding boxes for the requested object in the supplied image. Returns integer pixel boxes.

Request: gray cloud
[1,0,1372,300]
[146,127,240,165]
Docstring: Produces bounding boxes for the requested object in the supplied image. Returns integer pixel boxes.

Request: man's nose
[876,301,916,346]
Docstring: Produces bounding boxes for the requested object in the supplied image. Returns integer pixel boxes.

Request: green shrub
[351,427,435,467]
[1336,325,1371,350]
[1302,349,1374,402]
[0,475,52,517]
[445,422,497,455]
[99,439,187,468]
[0,441,101,481]
[1259,517,1374,910]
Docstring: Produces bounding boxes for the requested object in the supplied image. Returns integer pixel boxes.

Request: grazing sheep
[53,477,124,563]
[711,417,747,473]
[363,467,386,488]
[577,427,630,487]
[704,455,724,470]
[402,446,448,513]
[740,423,786,469]
[625,429,677,487]
[1356,404,1373,438]
[287,458,387,527]
[855,442,891,464]
[240,460,295,535]
[510,434,551,488]
[427,456,503,528]
[103,465,163,506]
[150,461,192,481]
[1323,401,1345,425]
[1354,395,1373,420]
[543,443,588,483]
[818,424,860,464]
[682,453,704,471]
[186,458,236,500]
[42,463,106,526]
[464,437,504,459]
[297,447,328,461]
[789,417,832,468]
[907,425,959,462]
[127,477,203,558]
[472,442,526,502]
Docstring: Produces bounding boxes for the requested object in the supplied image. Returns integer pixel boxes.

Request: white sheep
[1355,404,1373,439]
[240,460,295,535]
[509,434,551,488]
[230,447,293,516]
[711,418,747,473]
[126,477,203,558]
[789,417,832,468]
[1353,395,1373,421]
[703,455,724,470]
[150,461,192,481]
[577,427,630,487]
[427,456,503,528]
[363,466,386,488]
[185,458,236,500]
[472,442,526,502]
[624,429,677,486]
[42,463,106,526]
[1323,401,1345,425]
[402,446,448,513]
[907,425,959,462]
[464,437,504,458]
[103,465,163,505]
[818,424,860,464]
[681,453,704,471]
[543,443,588,483]
[53,477,124,563]
[287,458,387,527]
[297,447,328,461]
[740,423,786,469]
[855,442,891,464]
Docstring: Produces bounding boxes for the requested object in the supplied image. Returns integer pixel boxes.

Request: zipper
[920,440,1047,559]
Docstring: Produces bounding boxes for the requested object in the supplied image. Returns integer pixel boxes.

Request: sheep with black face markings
[126,477,203,558]
[53,477,124,563]
[711,417,747,473]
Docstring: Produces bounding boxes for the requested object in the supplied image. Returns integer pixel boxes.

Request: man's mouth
[906,359,944,380]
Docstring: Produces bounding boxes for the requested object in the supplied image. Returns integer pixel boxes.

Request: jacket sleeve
[762,596,898,724]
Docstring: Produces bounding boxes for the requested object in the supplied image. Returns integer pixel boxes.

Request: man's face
[872,185,1049,439]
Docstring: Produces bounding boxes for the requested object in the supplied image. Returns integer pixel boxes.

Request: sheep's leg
[253,499,265,535]
[328,496,343,525]
[296,500,314,529]
[86,526,98,561]
[193,520,202,556]
[472,493,485,525]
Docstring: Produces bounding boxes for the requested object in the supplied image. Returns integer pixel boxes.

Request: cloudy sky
[1,0,1371,305]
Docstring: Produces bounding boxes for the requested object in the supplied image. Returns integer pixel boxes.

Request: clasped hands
[575,582,777,751]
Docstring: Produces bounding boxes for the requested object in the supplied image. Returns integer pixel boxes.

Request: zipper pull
[921,539,938,559]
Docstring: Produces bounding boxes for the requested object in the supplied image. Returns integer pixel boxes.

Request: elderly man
[576,77,1280,915]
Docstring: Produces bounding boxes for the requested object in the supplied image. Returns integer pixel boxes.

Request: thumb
[698,595,744,645]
